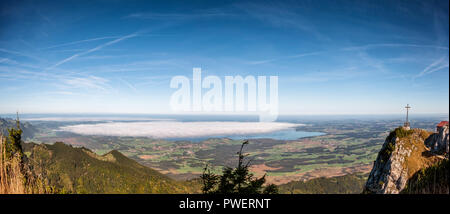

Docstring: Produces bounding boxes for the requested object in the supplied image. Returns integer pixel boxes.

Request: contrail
[40,36,121,50]
[415,56,449,78]
[47,33,137,69]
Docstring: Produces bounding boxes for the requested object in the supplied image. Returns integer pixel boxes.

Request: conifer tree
[6,112,23,158]
[201,140,278,194]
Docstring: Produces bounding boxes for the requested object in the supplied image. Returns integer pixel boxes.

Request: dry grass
[0,134,27,194]
[400,129,442,178]
[0,134,51,194]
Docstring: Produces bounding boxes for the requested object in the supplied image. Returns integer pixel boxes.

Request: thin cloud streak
[249,42,448,66]
[415,56,449,78]
[118,78,138,93]
[235,2,329,41]
[247,51,325,65]
[342,43,449,51]
[41,36,121,50]
[124,10,239,20]
[282,66,362,83]
[47,33,138,69]
[0,48,44,62]
[61,75,110,92]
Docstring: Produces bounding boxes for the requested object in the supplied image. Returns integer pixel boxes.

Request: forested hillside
[21,141,201,193]
[278,173,368,194]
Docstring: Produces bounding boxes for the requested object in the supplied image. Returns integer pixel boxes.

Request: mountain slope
[400,158,449,194]
[0,118,37,140]
[278,173,368,194]
[22,142,200,193]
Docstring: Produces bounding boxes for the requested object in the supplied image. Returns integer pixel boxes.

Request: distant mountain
[0,118,38,140]
[20,141,201,193]
[364,125,449,194]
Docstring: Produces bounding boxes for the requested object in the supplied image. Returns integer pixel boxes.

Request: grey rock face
[365,135,413,194]
[425,125,449,156]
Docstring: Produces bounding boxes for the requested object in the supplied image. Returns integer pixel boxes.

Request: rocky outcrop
[364,128,443,194]
[425,124,449,156]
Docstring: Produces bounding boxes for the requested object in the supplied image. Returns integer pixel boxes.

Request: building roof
[437,121,449,127]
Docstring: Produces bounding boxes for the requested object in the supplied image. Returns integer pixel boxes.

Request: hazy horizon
[1,112,448,123]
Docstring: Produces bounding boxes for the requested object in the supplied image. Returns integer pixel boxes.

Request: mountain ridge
[20,141,201,193]
[364,126,449,194]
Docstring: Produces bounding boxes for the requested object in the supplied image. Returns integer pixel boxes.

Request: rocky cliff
[425,124,449,156]
[364,127,448,194]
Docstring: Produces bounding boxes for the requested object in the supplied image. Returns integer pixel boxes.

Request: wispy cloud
[283,66,362,83]
[126,3,328,41]
[0,57,17,64]
[117,78,138,93]
[134,75,173,87]
[357,51,389,74]
[41,36,121,50]
[247,51,325,65]
[124,9,238,20]
[415,56,449,78]
[72,59,178,74]
[47,91,80,96]
[0,56,43,69]
[0,48,44,62]
[252,43,449,66]
[247,59,277,65]
[0,61,115,96]
[235,2,328,41]
[342,43,449,51]
[61,75,110,91]
[47,33,138,69]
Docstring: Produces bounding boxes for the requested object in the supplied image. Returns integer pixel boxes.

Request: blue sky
[0,0,448,115]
